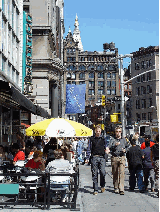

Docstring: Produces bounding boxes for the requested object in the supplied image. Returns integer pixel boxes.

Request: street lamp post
[109,54,133,138]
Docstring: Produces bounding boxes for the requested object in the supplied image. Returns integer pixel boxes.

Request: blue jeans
[91,156,106,191]
[129,165,145,190]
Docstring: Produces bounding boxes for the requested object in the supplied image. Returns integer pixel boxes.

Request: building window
[148,112,152,121]
[141,86,144,95]
[136,100,140,109]
[111,89,116,95]
[146,60,149,68]
[141,74,145,82]
[107,89,111,95]
[79,81,85,85]
[136,87,140,96]
[147,72,151,81]
[149,98,152,107]
[107,72,111,79]
[89,81,95,88]
[112,72,116,79]
[67,81,71,84]
[98,81,104,87]
[111,81,116,87]
[89,72,94,78]
[72,81,76,85]
[67,57,76,62]
[107,81,111,87]
[97,65,103,71]
[141,99,146,109]
[135,63,140,70]
[149,59,152,67]
[142,113,146,120]
[88,65,94,71]
[98,72,104,78]
[79,65,86,71]
[66,73,71,79]
[71,73,76,79]
[137,77,140,83]
[67,65,76,71]
[98,89,104,95]
[136,113,141,122]
[88,89,95,95]
[147,85,152,94]
[79,72,85,80]
[141,61,145,69]
[129,84,132,90]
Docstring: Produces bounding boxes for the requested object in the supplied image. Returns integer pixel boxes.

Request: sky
[63,0,159,67]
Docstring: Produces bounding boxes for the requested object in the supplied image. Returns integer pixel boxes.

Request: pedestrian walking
[126,139,145,192]
[142,138,155,192]
[151,133,159,197]
[89,125,107,195]
[109,127,129,195]
[132,132,141,147]
[140,135,155,149]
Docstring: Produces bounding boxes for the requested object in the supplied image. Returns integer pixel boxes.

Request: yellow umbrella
[26,118,93,137]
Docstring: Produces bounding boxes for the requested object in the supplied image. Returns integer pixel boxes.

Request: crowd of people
[0,127,159,201]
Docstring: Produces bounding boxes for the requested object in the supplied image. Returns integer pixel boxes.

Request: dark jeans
[129,165,145,191]
[143,168,155,189]
[91,156,106,191]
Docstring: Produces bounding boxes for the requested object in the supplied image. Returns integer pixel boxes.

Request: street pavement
[0,161,159,212]
[79,161,159,212]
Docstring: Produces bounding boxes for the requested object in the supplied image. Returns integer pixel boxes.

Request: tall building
[0,0,47,144]
[131,46,159,136]
[63,15,119,129]
[0,0,23,88]
[24,0,65,124]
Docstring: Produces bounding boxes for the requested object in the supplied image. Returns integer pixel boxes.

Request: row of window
[1,56,19,84]
[66,50,115,62]
[136,85,152,95]
[136,73,151,82]
[66,80,116,88]
[66,72,116,80]
[136,112,152,121]
[135,59,152,70]
[136,98,152,109]
[2,0,20,39]
[66,64,116,71]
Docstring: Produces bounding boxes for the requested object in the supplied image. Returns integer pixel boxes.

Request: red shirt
[13,151,25,162]
[25,159,42,169]
[140,141,155,149]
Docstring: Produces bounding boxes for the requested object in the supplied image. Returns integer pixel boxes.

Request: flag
[65,84,86,114]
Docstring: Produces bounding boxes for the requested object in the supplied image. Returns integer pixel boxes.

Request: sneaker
[114,189,119,193]
[93,191,98,195]
[101,187,105,193]
[119,191,124,195]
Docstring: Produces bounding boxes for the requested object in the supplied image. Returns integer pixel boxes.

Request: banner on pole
[65,84,86,114]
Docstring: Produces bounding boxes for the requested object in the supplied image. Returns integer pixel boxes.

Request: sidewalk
[79,162,159,212]
[0,163,159,212]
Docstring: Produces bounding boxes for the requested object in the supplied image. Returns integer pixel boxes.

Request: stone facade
[25,0,65,124]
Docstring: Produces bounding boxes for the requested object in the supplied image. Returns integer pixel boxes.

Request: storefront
[0,80,51,146]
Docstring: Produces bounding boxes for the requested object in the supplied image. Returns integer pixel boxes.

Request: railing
[0,167,79,210]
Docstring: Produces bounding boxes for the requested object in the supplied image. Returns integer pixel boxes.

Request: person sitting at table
[25,150,45,171]
[12,143,25,165]
[0,145,7,164]
[46,149,72,202]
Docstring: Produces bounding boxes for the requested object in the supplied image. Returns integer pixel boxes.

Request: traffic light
[101,95,106,106]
